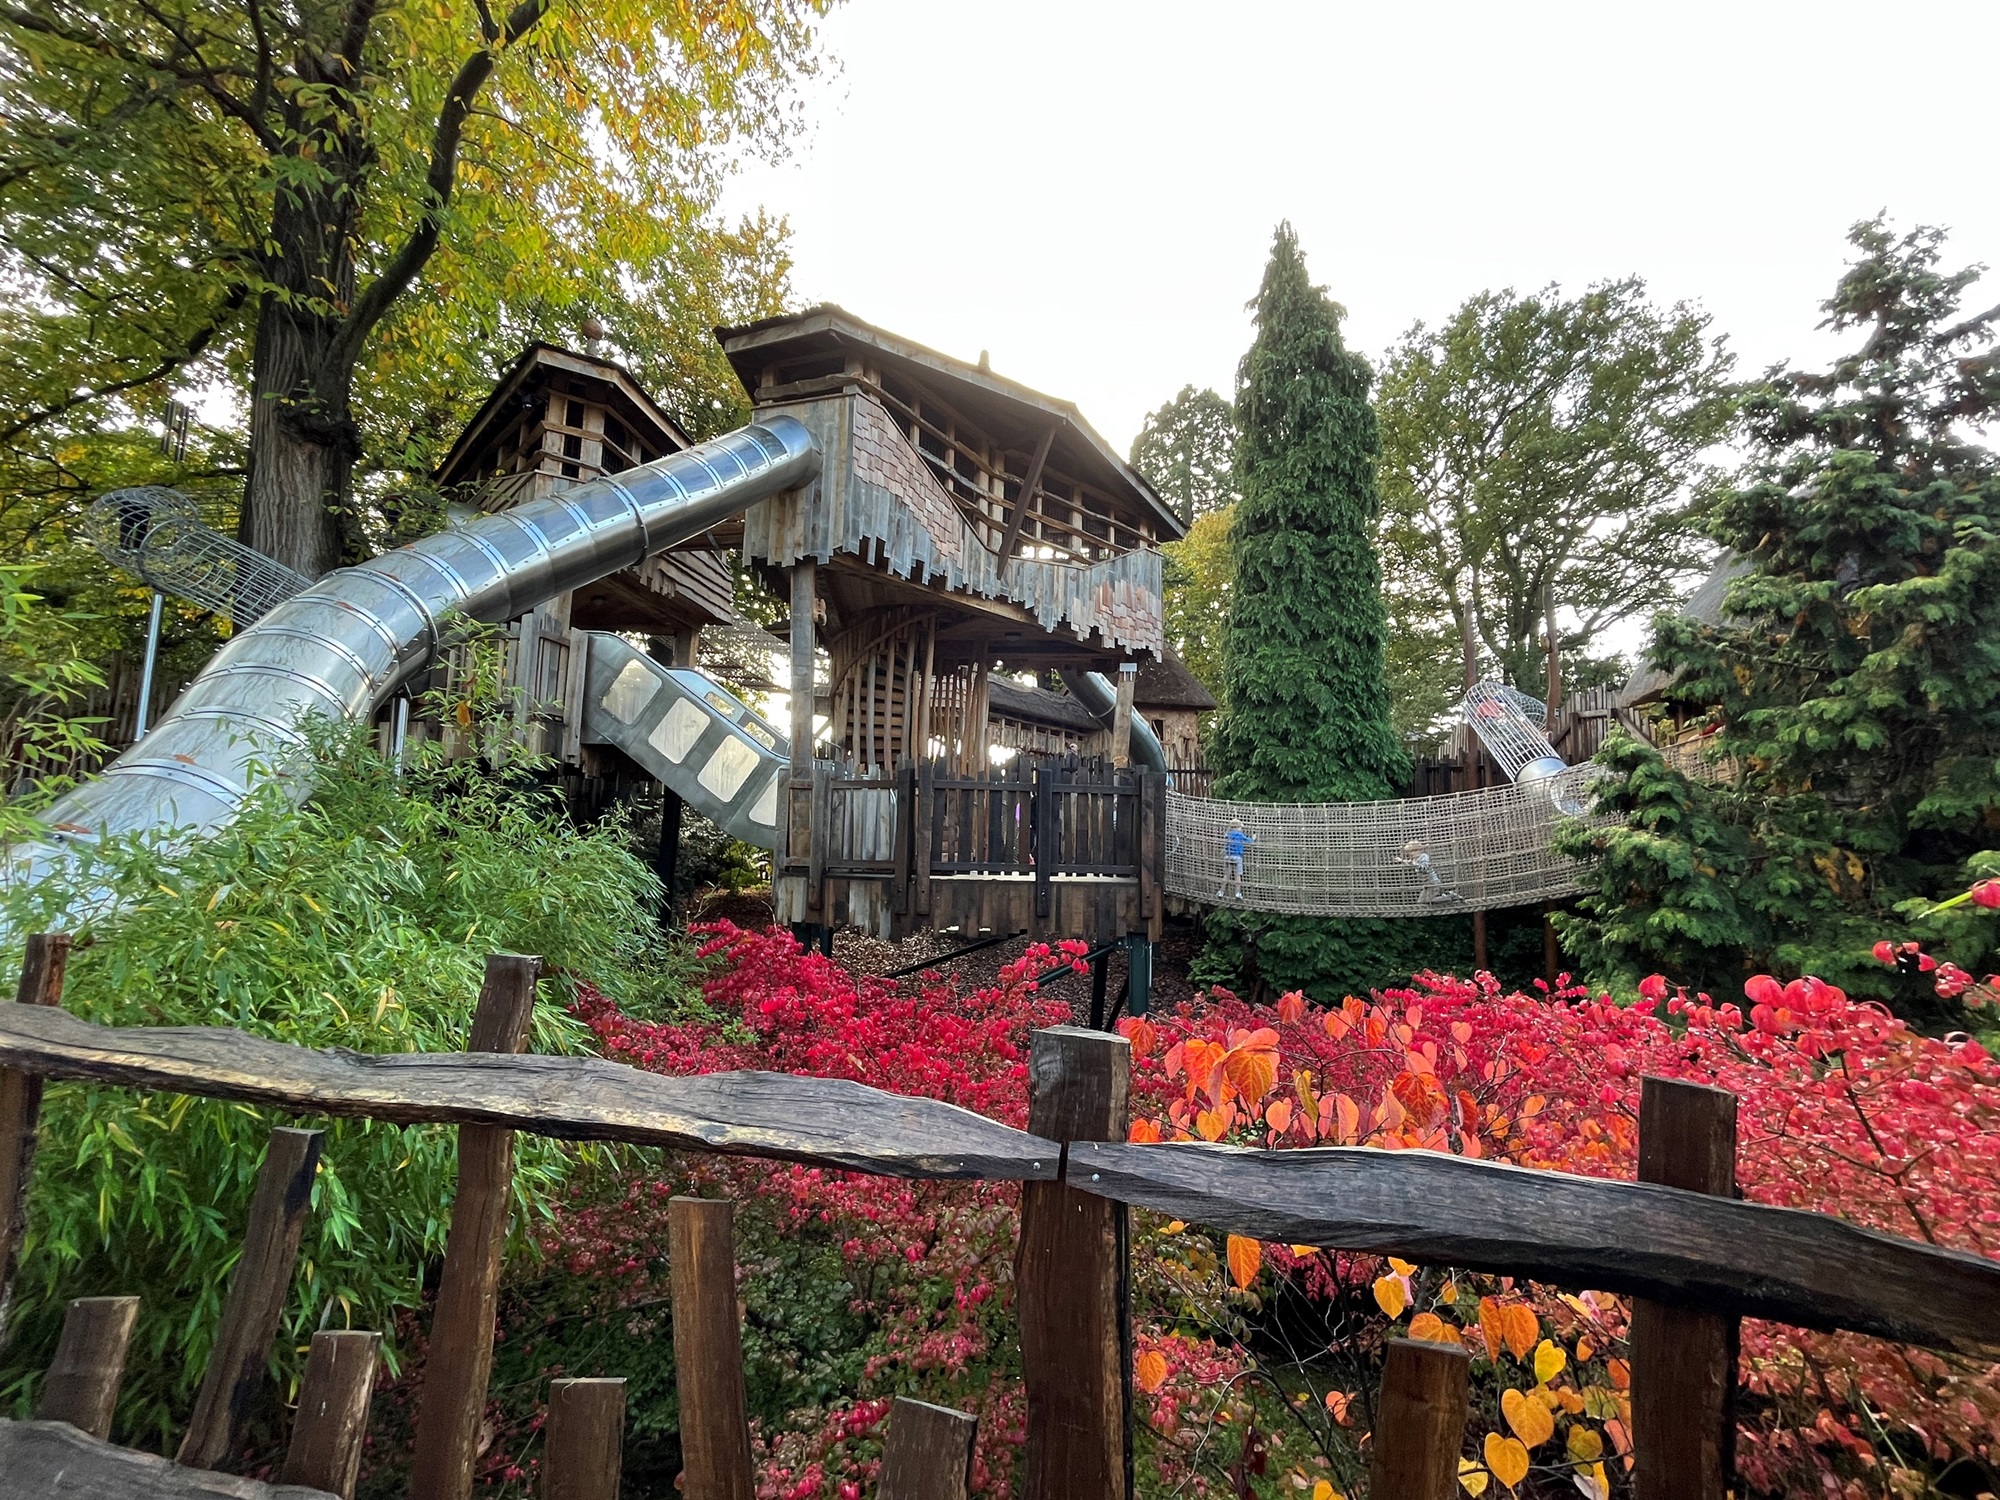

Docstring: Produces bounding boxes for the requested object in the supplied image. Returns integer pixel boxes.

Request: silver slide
[4,418,819,907]
[578,635,788,848]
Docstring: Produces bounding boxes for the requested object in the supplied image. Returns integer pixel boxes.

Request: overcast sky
[722,0,1999,456]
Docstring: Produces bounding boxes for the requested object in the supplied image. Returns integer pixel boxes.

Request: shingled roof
[1133,649,1218,711]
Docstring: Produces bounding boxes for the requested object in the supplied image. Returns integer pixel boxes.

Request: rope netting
[1164,766,1609,917]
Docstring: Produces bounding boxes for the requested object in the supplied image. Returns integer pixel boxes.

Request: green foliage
[1202,224,1408,999]
[0,728,691,1447]
[1561,220,2000,1012]
[0,568,111,837]
[1376,279,1736,726]
[1159,506,1233,705]
[1130,384,1237,525]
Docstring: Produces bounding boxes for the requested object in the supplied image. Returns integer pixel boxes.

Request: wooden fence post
[669,1198,754,1500]
[543,1377,625,1500]
[178,1125,325,1471]
[1016,1026,1131,1500]
[0,931,71,1346]
[283,1329,381,1499]
[1631,1076,1739,1500]
[409,953,542,1500]
[37,1294,140,1439]
[877,1396,976,1500]
[1368,1338,1470,1500]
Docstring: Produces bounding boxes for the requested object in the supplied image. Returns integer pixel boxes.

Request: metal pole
[390,694,411,776]
[133,592,165,740]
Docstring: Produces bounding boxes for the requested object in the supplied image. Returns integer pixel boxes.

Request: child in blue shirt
[1217,819,1254,899]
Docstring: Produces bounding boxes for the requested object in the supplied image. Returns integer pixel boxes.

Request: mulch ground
[685,886,1205,1020]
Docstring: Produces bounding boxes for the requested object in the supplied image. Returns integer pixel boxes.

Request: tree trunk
[243,301,351,580]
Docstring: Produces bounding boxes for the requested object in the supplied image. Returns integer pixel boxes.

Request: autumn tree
[1559,220,2000,1011]
[1199,224,1410,998]
[1160,507,1233,703]
[0,0,825,578]
[1375,280,1736,722]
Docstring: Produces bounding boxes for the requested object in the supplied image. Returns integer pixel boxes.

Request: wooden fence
[0,936,1995,1499]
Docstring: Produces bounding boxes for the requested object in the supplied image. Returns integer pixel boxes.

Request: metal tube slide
[1056,668,1168,774]
[5,417,819,900]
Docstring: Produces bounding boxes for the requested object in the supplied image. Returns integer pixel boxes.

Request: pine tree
[1199,225,1413,998]
[1559,220,2000,1015]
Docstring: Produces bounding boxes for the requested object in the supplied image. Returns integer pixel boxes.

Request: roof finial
[977,349,991,373]
[580,314,606,353]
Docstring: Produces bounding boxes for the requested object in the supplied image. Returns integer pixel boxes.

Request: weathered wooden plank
[0,931,71,1344]
[0,1417,339,1498]
[1368,1339,1469,1500]
[0,1006,1059,1181]
[1064,1140,2000,1357]
[877,1397,976,1500]
[670,1199,754,1500]
[282,1331,379,1499]
[544,1377,624,1500]
[410,955,540,1500]
[1631,1078,1738,1500]
[37,1296,139,1438]
[179,1127,325,1471]
[1017,1027,1130,1500]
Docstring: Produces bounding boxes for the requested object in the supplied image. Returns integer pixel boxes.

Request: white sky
[723,0,2000,456]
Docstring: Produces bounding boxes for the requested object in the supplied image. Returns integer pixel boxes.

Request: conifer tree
[1560,220,2000,1014]
[1199,225,1412,997]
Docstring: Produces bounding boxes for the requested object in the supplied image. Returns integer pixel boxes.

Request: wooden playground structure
[1,935,1995,1499]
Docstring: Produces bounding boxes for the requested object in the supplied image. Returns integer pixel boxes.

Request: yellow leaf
[1440,1279,1458,1304]
[1288,1244,1321,1257]
[1457,1457,1490,1496]
[1388,1257,1417,1276]
[1502,1303,1539,1361]
[1483,1432,1530,1490]
[1533,1338,1566,1386]
[1575,1462,1609,1500]
[1566,1427,1604,1462]
[1408,1312,1451,1344]
[1311,1483,1342,1500]
[1372,1273,1408,1319]
[1164,1220,1186,1233]
[1477,1296,1505,1362]
[1502,1387,1555,1449]
[1135,1349,1168,1393]
[1226,1234,1263,1290]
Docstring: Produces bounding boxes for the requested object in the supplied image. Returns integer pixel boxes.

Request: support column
[1123,934,1152,1019]
[654,791,683,928]
[1108,662,1137,769]
[784,563,822,940]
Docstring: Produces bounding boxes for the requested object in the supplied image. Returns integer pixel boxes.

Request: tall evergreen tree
[1199,224,1412,998]
[1558,219,2000,1015]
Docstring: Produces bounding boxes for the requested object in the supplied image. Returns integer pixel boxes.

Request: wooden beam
[0,1417,340,1498]
[995,424,1058,571]
[1064,1138,2000,1357]
[1631,1078,1739,1500]
[1017,1027,1131,1500]
[37,1296,139,1439]
[179,1127,326,1471]
[1368,1339,1470,1499]
[0,1005,1060,1181]
[543,1378,625,1500]
[669,1199,754,1500]
[409,955,541,1500]
[0,932,69,1346]
[877,1397,977,1500]
[1108,663,1136,769]
[283,1330,380,1499]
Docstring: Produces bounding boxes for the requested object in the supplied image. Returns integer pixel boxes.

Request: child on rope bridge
[1398,838,1460,906]
[1216,819,1254,900]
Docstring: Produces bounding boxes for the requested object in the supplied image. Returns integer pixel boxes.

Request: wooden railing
[0,937,1995,1499]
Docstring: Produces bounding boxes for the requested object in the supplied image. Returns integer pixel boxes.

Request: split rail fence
[0,935,1996,1499]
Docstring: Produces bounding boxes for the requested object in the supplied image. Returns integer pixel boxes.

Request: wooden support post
[0,931,70,1346]
[1089,951,1110,1032]
[995,424,1058,573]
[655,790,684,928]
[1543,906,1561,989]
[1032,760,1052,921]
[1138,772,1162,941]
[409,954,542,1500]
[1631,1077,1739,1500]
[786,562,817,877]
[1462,626,1488,972]
[1016,1027,1131,1500]
[1108,663,1137,769]
[178,1125,325,1471]
[37,1295,139,1439]
[1123,936,1152,1021]
[878,1396,977,1500]
[891,759,915,921]
[543,1377,626,1500]
[283,1330,381,1499]
[668,1198,753,1500]
[1368,1338,1471,1500]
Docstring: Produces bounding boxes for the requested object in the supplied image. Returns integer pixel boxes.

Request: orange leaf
[1220,1029,1280,1104]
[1477,1297,1505,1362]
[1451,1021,1474,1044]
[1607,1357,1630,1392]
[1196,1107,1230,1142]
[1127,1119,1162,1144]
[1226,1234,1263,1289]
[1324,1389,1353,1425]
[1501,1303,1539,1361]
[1323,1008,1351,1040]
[1265,1098,1295,1137]
[1292,1068,1318,1121]
[1372,1274,1408,1318]
[1117,1015,1160,1058]
[1501,1387,1554,1449]
[1407,1312,1451,1344]
[1276,989,1306,1022]
[1335,1093,1362,1145]
[1483,1432,1530,1490]
[1135,1348,1168,1393]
